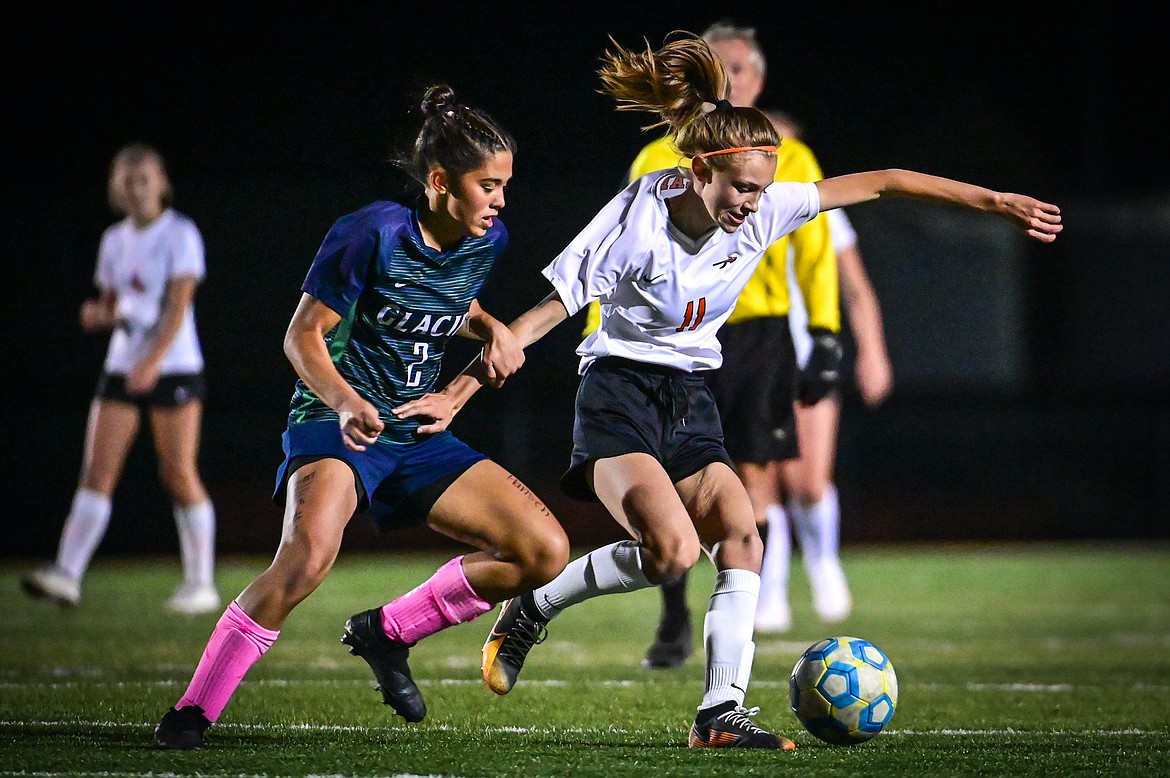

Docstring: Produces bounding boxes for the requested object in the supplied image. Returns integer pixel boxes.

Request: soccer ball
[789,635,898,745]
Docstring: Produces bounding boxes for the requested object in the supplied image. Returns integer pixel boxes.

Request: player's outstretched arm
[816,170,1063,242]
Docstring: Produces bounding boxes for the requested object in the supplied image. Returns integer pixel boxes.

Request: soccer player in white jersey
[401,33,1061,750]
[21,144,221,615]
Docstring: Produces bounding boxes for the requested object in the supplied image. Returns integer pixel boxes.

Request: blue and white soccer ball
[789,636,899,745]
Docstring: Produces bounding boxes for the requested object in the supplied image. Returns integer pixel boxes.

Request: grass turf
[2,541,1168,777]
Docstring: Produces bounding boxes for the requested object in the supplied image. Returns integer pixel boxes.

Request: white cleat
[167,583,222,615]
[754,600,792,634]
[810,559,852,624]
[21,564,81,607]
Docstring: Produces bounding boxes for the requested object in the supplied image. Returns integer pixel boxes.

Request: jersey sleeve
[581,138,681,337]
[826,208,858,253]
[168,217,207,281]
[543,185,641,318]
[301,212,379,317]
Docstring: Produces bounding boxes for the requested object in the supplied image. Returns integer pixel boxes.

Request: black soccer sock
[660,571,690,622]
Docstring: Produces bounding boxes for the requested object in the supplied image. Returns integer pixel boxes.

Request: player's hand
[126,361,161,395]
[338,398,383,452]
[854,347,893,407]
[999,194,1062,242]
[393,392,458,435]
[798,328,843,406]
[480,325,525,388]
[79,299,111,331]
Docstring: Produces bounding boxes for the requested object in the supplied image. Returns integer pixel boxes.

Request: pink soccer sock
[176,601,279,721]
[380,556,493,644]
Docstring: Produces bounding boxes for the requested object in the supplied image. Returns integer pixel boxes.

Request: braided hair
[393,84,516,186]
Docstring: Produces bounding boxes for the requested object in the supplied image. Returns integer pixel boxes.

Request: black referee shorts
[560,356,732,502]
[706,316,800,465]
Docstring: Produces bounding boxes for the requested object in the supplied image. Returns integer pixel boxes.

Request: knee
[788,479,828,506]
[159,462,201,501]
[642,534,702,583]
[272,542,337,604]
[516,526,571,588]
[713,526,765,570]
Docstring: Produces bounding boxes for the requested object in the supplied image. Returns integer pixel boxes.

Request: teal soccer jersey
[289,199,507,442]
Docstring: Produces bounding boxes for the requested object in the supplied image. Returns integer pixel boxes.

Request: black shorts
[95,372,207,410]
[561,356,733,502]
[706,317,799,464]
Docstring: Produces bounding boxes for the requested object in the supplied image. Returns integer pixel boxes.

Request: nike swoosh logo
[640,273,664,284]
[393,282,409,288]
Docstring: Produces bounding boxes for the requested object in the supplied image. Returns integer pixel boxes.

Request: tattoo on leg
[507,474,551,517]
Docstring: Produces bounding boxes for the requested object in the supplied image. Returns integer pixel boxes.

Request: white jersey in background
[788,207,857,366]
[95,208,207,375]
[544,170,820,374]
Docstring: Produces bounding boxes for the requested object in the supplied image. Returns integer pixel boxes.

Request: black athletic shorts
[706,316,799,464]
[95,372,207,410]
[560,356,733,502]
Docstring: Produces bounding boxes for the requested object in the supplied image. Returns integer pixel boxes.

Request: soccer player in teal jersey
[153,85,570,750]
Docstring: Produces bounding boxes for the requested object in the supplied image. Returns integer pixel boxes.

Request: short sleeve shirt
[542,171,819,373]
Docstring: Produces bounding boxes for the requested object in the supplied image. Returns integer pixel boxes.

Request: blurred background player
[586,20,844,666]
[21,143,220,615]
[758,103,893,632]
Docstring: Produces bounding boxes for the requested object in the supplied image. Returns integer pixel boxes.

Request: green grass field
[2,542,1168,777]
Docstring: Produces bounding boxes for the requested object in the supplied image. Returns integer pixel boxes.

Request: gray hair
[701,21,767,77]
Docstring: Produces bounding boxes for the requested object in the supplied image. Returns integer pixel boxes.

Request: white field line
[2,678,1169,693]
[0,719,1163,739]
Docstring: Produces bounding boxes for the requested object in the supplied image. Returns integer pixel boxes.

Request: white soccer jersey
[94,208,207,375]
[789,207,858,365]
[543,170,820,373]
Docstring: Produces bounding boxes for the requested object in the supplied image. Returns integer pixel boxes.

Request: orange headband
[695,145,779,159]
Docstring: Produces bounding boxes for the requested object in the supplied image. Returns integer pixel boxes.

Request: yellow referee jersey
[582,134,840,337]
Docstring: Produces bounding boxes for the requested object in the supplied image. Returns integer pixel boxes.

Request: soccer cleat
[754,600,792,634]
[642,609,693,669]
[153,705,211,749]
[20,564,81,607]
[481,594,548,695]
[688,701,796,750]
[341,608,426,722]
[166,582,222,615]
[809,559,852,624]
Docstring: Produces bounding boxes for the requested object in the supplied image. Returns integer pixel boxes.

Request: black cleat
[688,701,795,750]
[481,594,549,695]
[342,608,426,722]
[642,609,693,669]
[153,705,211,750]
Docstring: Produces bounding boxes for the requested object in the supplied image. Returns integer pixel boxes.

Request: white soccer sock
[701,569,760,709]
[758,504,790,609]
[789,483,841,566]
[531,540,651,619]
[174,500,216,586]
[56,487,112,581]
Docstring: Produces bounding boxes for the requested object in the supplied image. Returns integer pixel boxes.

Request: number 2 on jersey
[405,341,430,387]
[676,297,706,332]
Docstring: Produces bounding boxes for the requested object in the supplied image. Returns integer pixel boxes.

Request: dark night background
[3,4,1167,560]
